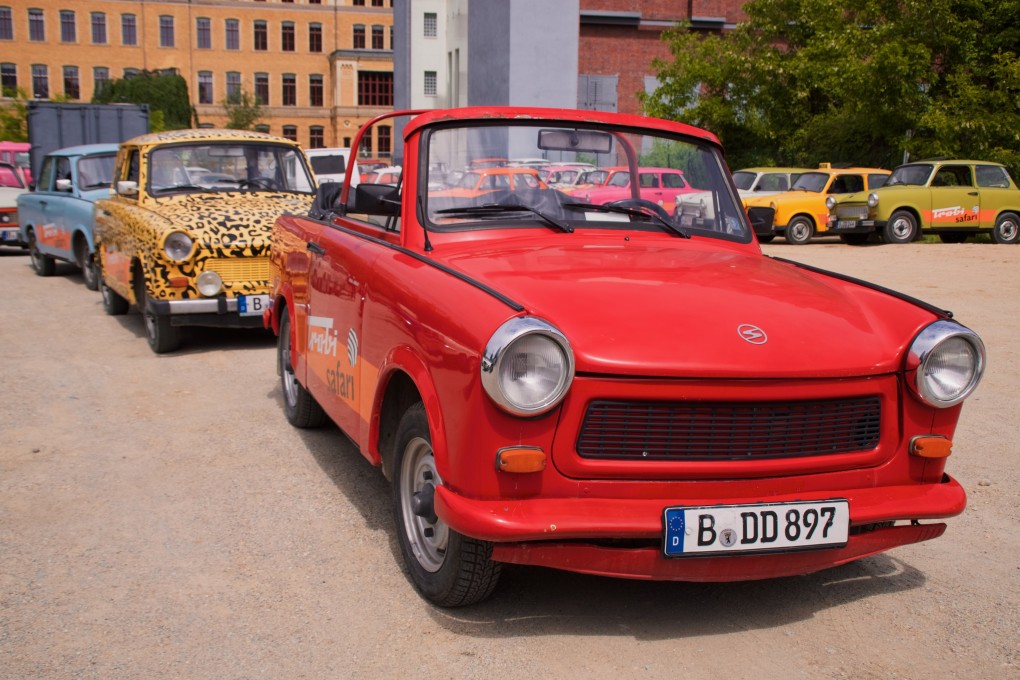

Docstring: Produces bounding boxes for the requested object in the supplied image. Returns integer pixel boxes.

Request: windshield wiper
[155,184,207,193]
[434,204,573,233]
[562,201,691,238]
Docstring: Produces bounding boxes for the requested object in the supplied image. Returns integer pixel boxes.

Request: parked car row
[737,159,1020,245]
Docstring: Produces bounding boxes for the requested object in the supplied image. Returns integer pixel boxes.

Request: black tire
[392,402,501,607]
[756,233,776,243]
[278,313,327,428]
[992,212,1020,244]
[883,210,917,243]
[839,233,871,245]
[134,267,182,354]
[784,216,814,245]
[27,230,56,277]
[938,232,969,244]
[100,276,129,315]
[75,237,99,290]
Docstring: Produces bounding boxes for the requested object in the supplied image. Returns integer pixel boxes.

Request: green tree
[642,0,1020,175]
[93,70,193,131]
[221,89,264,130]
[0,87,29,142]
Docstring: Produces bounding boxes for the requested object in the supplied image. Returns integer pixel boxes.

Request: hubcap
[281,328,299,407]
[891,217,912,239]
[1000,220,1018,241]
[399,436,448,573]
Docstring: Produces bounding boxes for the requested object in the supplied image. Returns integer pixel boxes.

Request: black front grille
[577,397,882,461]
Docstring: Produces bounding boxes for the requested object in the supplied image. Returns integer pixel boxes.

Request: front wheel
[278,313,327,428]
[784,216,814,245]
[75,238,99,290]
[393,402,501,607]
[883,210,917,243]
[28,230,56,276]
[134,269,182,354]
[992,212,1020,244]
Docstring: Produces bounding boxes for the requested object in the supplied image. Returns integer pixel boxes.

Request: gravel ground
[1,241,1018,679]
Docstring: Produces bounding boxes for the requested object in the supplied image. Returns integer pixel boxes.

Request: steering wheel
[607,198,671,220]
[239,177,279,191]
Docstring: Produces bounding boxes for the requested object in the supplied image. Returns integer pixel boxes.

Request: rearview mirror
[538,129,613,154]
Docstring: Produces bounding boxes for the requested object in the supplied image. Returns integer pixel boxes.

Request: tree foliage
[222,90,265,130]
[92,71,194,131]
[0,87,29,142]
[642,0,1020,175]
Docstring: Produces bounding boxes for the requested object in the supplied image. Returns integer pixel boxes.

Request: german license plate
[663,499,850,557]
[238,294,270,316]
[835,220,857,230]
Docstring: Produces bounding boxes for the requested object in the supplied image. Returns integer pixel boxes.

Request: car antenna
[416,194,434,251]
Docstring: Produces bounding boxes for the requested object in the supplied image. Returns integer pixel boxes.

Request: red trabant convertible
[265,107,985,606]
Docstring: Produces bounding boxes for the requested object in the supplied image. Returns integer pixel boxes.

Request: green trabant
[827,160,1020,244]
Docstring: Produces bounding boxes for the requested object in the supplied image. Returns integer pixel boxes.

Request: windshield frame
[146,141,316,196]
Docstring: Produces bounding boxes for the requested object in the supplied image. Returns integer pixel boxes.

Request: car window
[932,166,972,187]
[867,174,889,189]
[607,171,630,187]
[887,164,932,186]
[975,165,1011,188]
[37,157,56,191]
[732,171,755,190]
[662,172,688,189]
[639,173,659,188]
[77,154,117,190]
[791,172,827,192]
[828,175,864,194]
[126,150,141,184]
[759,174,788,191]
[0,164,23,188]
[55,157,72,184]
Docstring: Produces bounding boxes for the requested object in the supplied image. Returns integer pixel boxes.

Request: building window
[196,17,211,49]
[63,66,79,99]
[0,7,12,40]
[60,10,76,43]
[255,124,270,133]
[343,136,351,147]
[372,0,384,6]
[424,71,437,96]
[423,12,437,38]
[309,0,321,4]
[371,25,384,50]
[281,21,294,51]
[122,14,137,46]
[226,71,241,100]
[225,19,239,49]
[254,20,267,50]
[91,12,106,44]
[358,71,392,106]
[1,63,17,95]
[32,64,48,99]
[353,0,365,5]
[309,23,322,52]
[198,71,213,104]
[93,66,109,95]
[29,9,45,42]
[254,72,269,105]
[159,15,174,47]
[378,125,391,156]
[282,125,297,142]
[309,74,323,107]
[309,126,324,149]
[360,133,372,157]
[353,24,365,49]
[282,74,296,106]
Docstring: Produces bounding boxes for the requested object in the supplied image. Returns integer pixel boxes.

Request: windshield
[732,171,755,190]
[77,154,116,190]
[422,121,749,241]
[148,142,315,195]
[887,164,934,186]
[790,172,828,192]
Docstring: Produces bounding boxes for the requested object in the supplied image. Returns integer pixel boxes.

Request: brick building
[0,0,396,154]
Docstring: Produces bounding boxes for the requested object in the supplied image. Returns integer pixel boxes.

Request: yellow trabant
[743,164,890,244]
[95,129,316,353]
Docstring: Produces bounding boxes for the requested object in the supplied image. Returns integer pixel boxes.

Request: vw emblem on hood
[737,324,768,345]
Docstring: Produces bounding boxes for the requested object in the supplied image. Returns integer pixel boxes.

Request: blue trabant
[17,144,119,289]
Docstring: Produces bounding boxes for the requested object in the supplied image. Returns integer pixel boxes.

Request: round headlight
[867,192,879,208]
[481,317,574,417]
[163,231,194,262]
[825,196,836,210]
[196,270,223,297]
[906,320,985,408]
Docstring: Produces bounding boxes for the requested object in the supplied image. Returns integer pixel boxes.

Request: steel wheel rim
[281,325,299,407]
[891,216,912,239]
[790,221,809,241]
[399,436,448,573]
[1000,219,1018,241]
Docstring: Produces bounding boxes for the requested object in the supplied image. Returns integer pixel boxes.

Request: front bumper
[148,297,268,329]
[0,225,23,246]
[828,217,886,234]
[435,475,965,580]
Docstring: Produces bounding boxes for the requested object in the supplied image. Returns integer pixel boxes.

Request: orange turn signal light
[168,276,189,288]
[911,436,953,459]
[496,447,546,473]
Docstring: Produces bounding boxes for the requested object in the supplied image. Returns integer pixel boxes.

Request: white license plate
[663,499,850,557]
[237,294,269,316]
[835,220,858,229]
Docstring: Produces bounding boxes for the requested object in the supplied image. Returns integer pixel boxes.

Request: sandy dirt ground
[1,241,1018,679]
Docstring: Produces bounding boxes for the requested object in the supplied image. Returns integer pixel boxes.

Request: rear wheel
[992,213,1019,244]
[784,216,814,245]
[28,230,56,276]
[75,237,99,290]
[393,402,501,607]
[278,312,327,428]
[756,233,776,243]
[883,210,917,243]
[134,267,182,354]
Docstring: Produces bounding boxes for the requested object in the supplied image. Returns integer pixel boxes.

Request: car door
[973,165,1012,228]
[42,156,76,260]
[928,165,979,228]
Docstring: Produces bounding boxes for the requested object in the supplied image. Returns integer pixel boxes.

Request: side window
[638,173,659,188]
[828,175,862,194]
[975,165,1010,188]
[55,157,72,183]
[662,173,688,189]
[37,156,56,191]
[932,166,972,187]
[867,174,889,189]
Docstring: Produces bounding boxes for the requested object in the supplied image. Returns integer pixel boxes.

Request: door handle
[306,242,326,255]
[968,191,979,196]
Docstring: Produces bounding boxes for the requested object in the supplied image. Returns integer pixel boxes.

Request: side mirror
[349,183,400,216]
[746,206,776,236]
[116,180,139,197]
[56,178,72,192]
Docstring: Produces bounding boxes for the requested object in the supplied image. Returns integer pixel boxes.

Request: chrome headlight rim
[867,192,880,208]
[161,230,195,262]
[906,319,986,408]
[481,316,575,417]
[825,196,836,211]
[196,270,223,297]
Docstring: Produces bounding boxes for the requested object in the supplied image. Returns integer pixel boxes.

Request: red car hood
[434,236,938,379]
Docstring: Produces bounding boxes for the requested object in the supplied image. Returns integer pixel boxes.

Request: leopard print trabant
[94,129,315,304]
